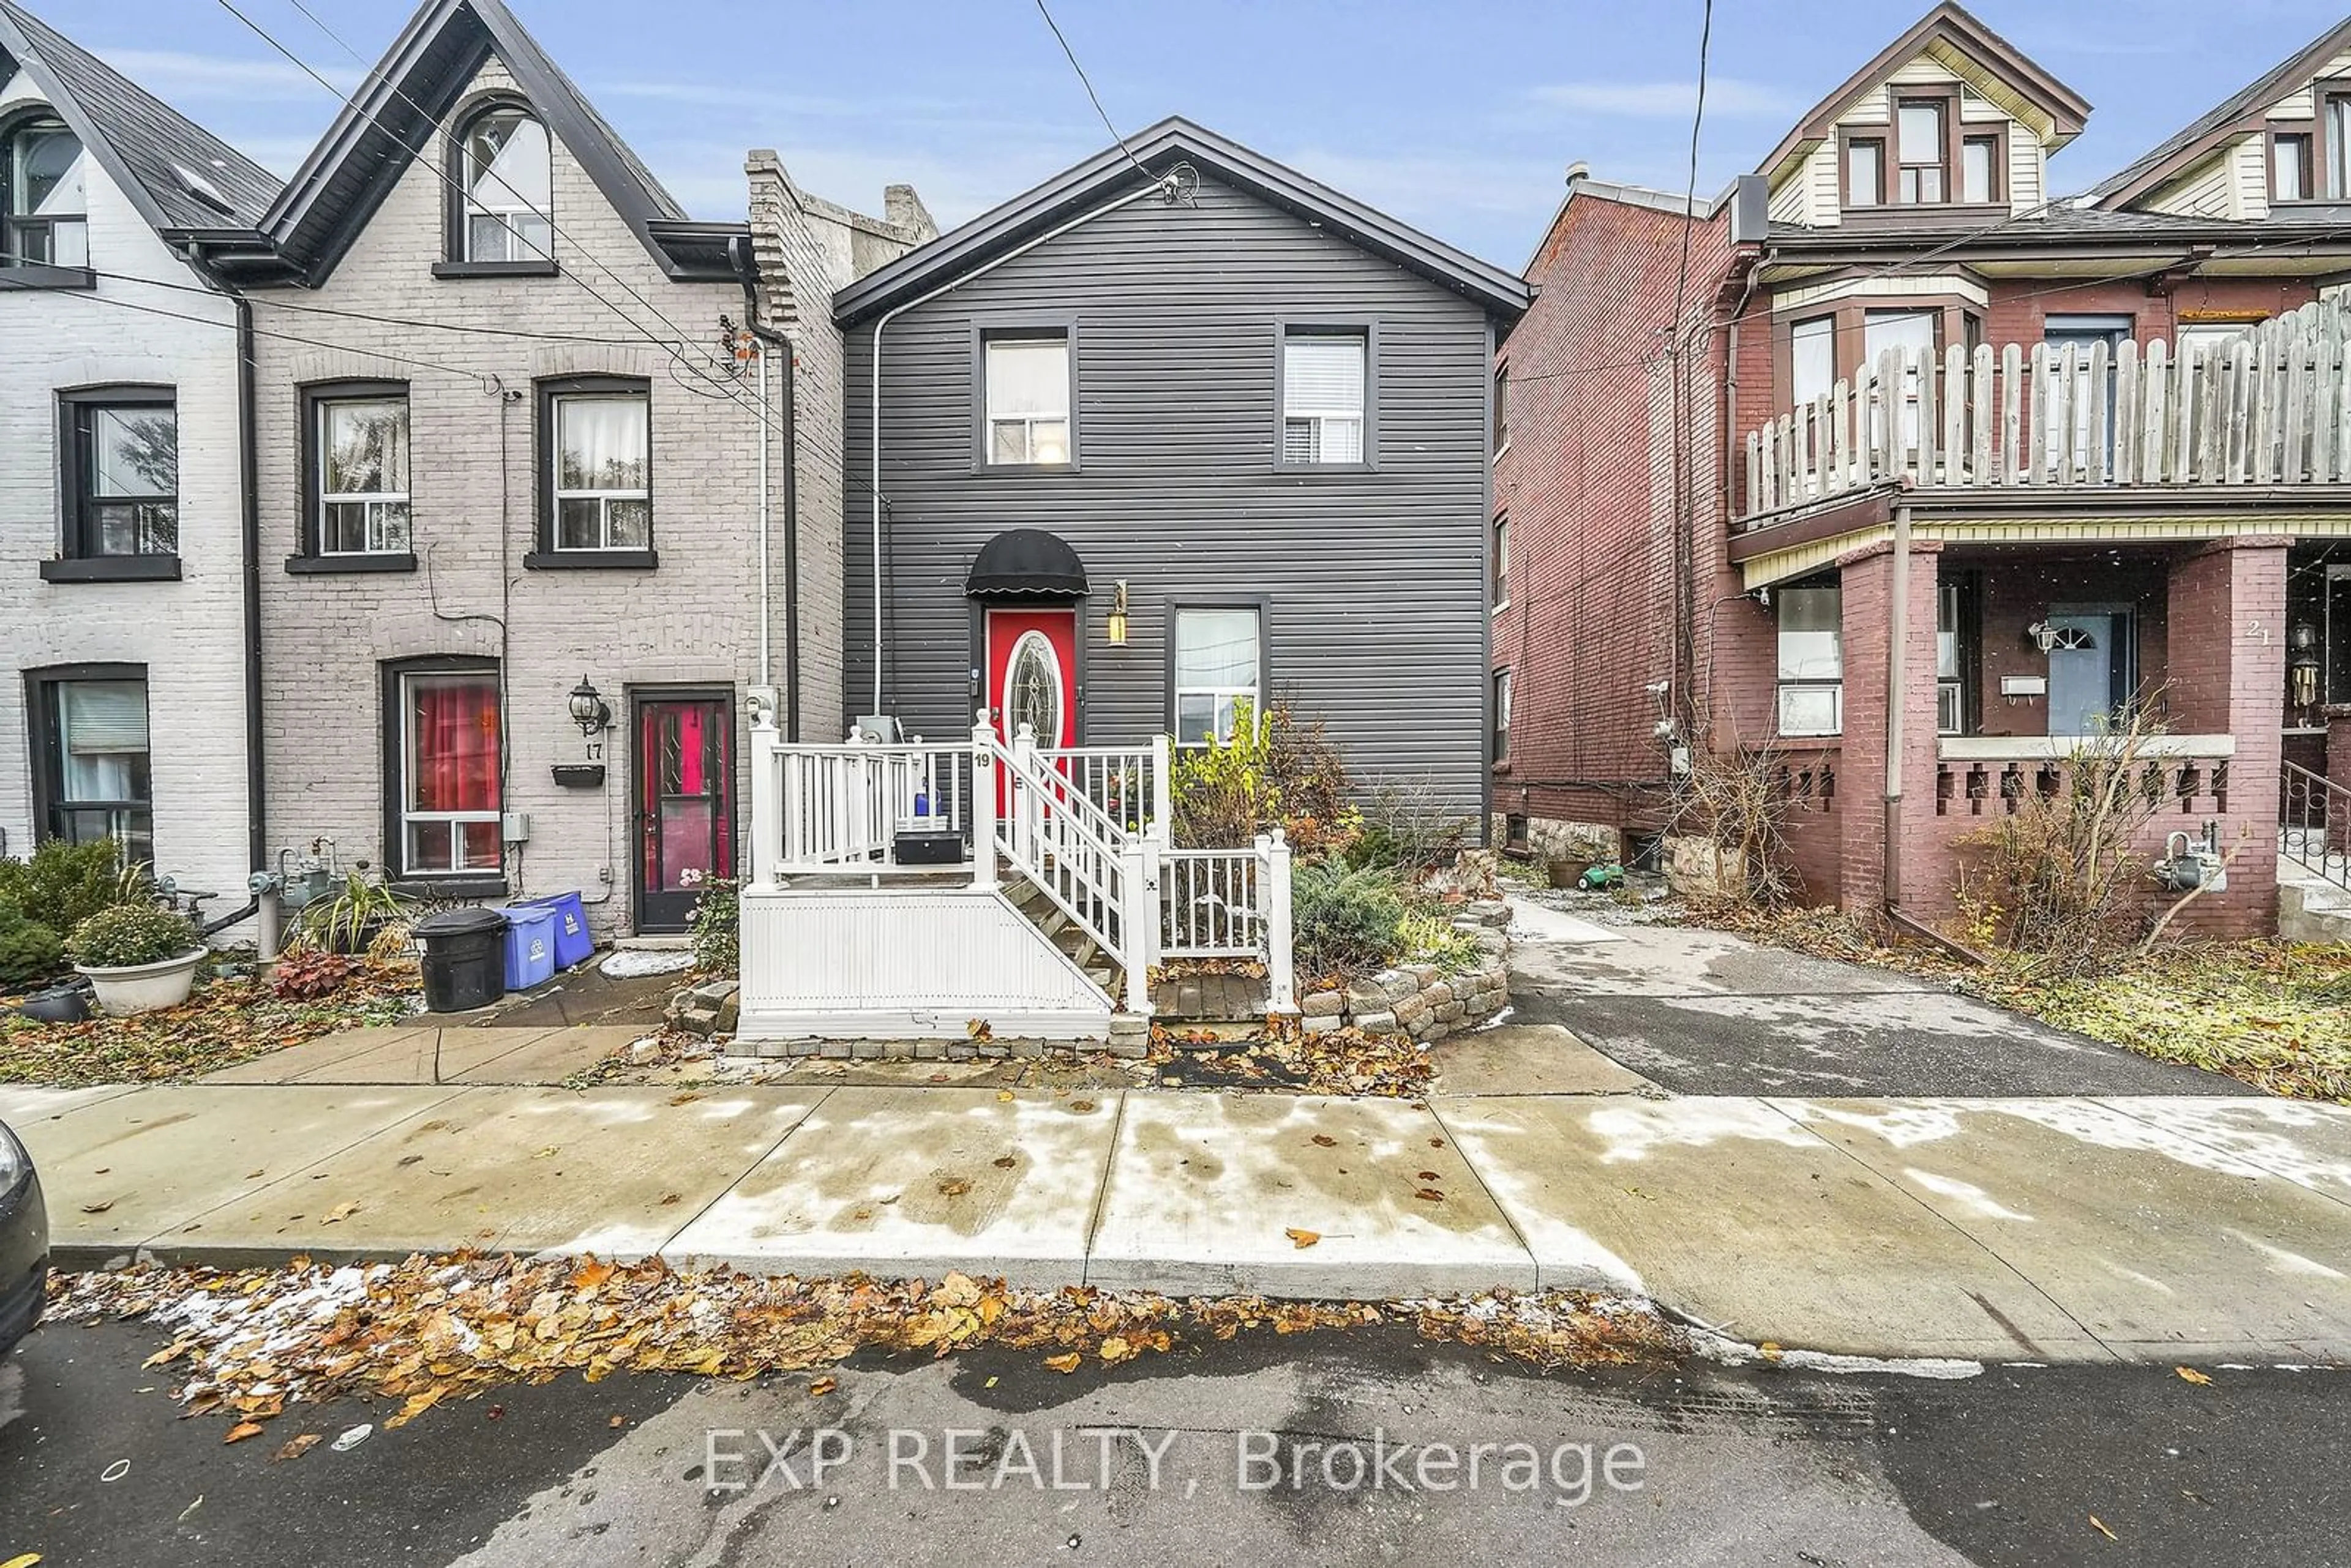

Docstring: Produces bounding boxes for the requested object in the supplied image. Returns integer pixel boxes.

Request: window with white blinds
[1281,331,1367,464]
[984,335,1071,465]
[34,673,152,863]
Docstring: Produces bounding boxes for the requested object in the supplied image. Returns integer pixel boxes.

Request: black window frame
[379,653,509,894]
[1492,360,1509,455]
[288,378,419,575]
[970,318,1079,473]
[26,662,153,866]
[1273,320,1379,472]
[44,385,182,583]
[1,108,92,288]
[527,374,657,570]
[435,91,558,279]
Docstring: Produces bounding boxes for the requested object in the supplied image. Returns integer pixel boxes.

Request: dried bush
[1672,742,1796,908]
[1344,778,1469,873]
[1954,718,2166,973]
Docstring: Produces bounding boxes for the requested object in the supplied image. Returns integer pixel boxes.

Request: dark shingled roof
[2088,14,2351,207]
[1766,201,2351,250]
[0,1,281,231]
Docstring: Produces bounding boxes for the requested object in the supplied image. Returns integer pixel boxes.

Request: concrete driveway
[1505,904,2249,1098]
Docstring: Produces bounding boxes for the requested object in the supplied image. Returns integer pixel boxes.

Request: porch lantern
[1106,579,1130,646]
[567,675,611,737]
[2290,623,2322,710]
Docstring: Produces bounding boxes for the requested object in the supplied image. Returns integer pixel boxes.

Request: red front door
[634,694,733,932]
[985,607,1078,746]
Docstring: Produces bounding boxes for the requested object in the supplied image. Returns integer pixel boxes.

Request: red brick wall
[1492,190,1731,836]
[1968,556,2172,738]
[1981,275,2318,355]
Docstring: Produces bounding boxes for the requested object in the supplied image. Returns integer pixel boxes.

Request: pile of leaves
[0,958,420,1086]
[44,1255,1684,1436]
[1150,1019,1437,1097]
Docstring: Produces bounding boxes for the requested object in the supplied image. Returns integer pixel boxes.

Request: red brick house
[1495,2,2351,939]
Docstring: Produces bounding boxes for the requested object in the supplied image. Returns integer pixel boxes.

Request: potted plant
[67,903,205,1016]
[293,868,414,956]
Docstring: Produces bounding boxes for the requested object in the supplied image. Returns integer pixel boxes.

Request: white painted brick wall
[0,69,253,909]
[249,58,776,936]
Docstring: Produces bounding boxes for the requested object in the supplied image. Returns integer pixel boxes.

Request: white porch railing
[1744,298,2351,518]
[746,712,1296,1019]
[764,737,967,873]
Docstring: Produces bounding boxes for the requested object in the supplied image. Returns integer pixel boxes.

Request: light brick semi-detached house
[201,0,929,937]
[1498,1,2351,941]
[0,4,279,918]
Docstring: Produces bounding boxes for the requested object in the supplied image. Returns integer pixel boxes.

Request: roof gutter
[864,168,1185,719]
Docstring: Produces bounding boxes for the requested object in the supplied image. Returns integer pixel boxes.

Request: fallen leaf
[1284,1228,1321,1249]
[571,1259,615,1291]
[224,1421,266,1444]
[609,1416,626,1429]
[966,1018,994,1042]
[2090,1516,2117,1542]
[2,1553,42,1568]
[1758,1341,1784,1362]
[808,1376,838,1397]
[532,1147,560,1160]
[667,1092,701,1106]
[937,1179,972,1198]
[1413,1188,1444,1202]
[992,1156,1018,1169]
[658,1193,681,1206]
[1045,1352,1082,1375]
[321,1202,360,1225]
[272,1434,322,1462]
[1310,1135,1337,1148]
[2175,1366,2212,1386]
[996,1089,1015,1102]
[1069,1100,1097,1113]
[1416,1170,1441,1181]
[1098,1335,1133,1364]
[79,1199,114,1215]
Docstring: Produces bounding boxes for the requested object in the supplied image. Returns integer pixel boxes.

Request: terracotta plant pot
[74,949,205,1016]
[1547,858,1595,890]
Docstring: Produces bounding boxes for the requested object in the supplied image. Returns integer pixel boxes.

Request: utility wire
[1033,0,1150,176]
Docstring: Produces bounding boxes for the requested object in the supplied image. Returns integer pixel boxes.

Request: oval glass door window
[1006,630,1065,745]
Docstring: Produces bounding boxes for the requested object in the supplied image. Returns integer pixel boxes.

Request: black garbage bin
[413,907,509,1013]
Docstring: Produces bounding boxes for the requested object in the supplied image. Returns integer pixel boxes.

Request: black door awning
[964,528,1088,599]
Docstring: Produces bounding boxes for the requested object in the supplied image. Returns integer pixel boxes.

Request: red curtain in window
[413,678,500,812]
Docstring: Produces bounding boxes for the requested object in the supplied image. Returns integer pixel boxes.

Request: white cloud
[89,47,361,101]
[1529,77,1799,119]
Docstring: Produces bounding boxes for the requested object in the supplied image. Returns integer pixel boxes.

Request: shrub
[66,902,199,970]
[271,947,355,1000]
[1169,700,1354,850]
[1343,782,1469,872]
[1291,861,1408,978]
[0,896,64,986]
[689,877,740,975]
[0,837,134,935]
[1396,906,1481,973]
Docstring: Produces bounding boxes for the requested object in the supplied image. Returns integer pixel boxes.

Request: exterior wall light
[2289,622,2322,710]
[568,675,612,737]
[2025,620,2059,654]
[1106,579,1130,646]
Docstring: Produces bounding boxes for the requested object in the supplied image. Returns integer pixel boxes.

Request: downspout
[866,169,1185,718]
[730,234,802,739]
[190,244,268,897]
[1883,498,1912,912]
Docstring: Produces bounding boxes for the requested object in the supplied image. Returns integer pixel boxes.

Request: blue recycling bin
[508,891,591,970]
[495,903,558,991]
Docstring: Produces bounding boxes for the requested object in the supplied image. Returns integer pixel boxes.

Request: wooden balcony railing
[1743,299,2351,519]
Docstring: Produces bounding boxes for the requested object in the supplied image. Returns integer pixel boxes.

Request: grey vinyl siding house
[834,120,1529,827]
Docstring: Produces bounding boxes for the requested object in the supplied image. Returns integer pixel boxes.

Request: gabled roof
[1755,2,2091,187]
[2088,14,2351,208]
[250,0,735,285]
[833,117,1531,327]
[0,1,281,234]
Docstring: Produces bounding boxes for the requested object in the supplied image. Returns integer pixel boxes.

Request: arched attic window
[449,100,552,264]
[3,114,88,269]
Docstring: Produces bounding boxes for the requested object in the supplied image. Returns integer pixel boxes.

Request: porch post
[748,700,780,891]
[1120,837,1155,1016]
[1151,732,1174,836]
[2165,537,2290,936]
[1259,828,1297,1015]
[970,714,998,890]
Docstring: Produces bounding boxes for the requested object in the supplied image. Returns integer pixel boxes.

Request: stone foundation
[1493,814,1622,864]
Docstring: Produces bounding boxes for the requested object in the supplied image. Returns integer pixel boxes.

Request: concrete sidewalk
[7,1078,2350,1365]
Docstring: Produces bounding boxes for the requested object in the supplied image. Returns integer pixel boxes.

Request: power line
[1033,0,1150,177]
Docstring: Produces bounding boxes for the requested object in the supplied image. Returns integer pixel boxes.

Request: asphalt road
[1508,918,2246,1098]
[4,1321,2344,1566]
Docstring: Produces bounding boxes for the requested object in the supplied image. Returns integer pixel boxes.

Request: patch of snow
[600,948,696,979]
[1470,1005,1515,1032]
[1690,1329,1984,1381]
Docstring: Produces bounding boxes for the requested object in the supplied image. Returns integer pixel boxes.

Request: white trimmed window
[319,396,411,554]
[984,336,1070,465]
[552,389,651,550]
[1493,668,1512,764]
[1281,331,1366,464]
[1776,583,1843,738]
[1174,607,1262,745]
[396,668,503,877]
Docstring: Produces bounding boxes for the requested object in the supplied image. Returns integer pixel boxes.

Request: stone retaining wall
[1299,898,1512,1041]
